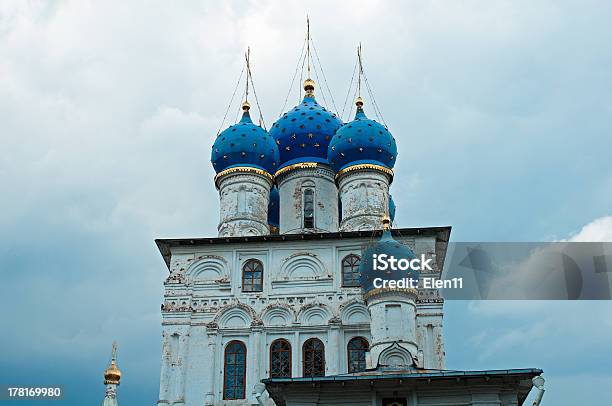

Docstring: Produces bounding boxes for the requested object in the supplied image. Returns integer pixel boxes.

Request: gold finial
[355,96,364,107]
[241,101,251,111]
[304,78,315,97]
[382,216,391,230]
[104,341,121,385]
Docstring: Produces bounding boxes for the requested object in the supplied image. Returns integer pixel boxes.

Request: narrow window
[302,338,325,377]
[303,188,314,229]
[341,254,361,287]
[242,259,263,292]
[169,333,179,364]
[223,341,246,400]
[347,337,369,373]
[237,186,247,213]
[270,339,292,378]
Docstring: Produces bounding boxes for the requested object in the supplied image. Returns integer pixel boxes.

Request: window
[223,341,246,400]
[242,259,263,292]
[270,339,292,378]
[303,188,314,229]
[302,338,325,377]
[347,337,369,373]
[342,254,361,287]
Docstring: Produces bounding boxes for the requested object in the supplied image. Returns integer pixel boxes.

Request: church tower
[328,96,396,231]
[269,79,342,234]
[328,46,397,231]
[359,218,420,368]
[211,51,280,237]
[101,342,121,406]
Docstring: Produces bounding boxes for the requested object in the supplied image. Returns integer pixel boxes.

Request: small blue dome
[211,106,279,174]
[328,101,397,173]
[389,195,396,223]
[269,83,343,169]
[359,229,418,294]
[268,186,279,228]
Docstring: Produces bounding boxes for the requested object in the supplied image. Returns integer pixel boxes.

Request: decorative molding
[214,166,273,188]
[377,342,415,368]
[339,299,370,325]
[328,315,342,325]
[273,161,320,178]
[335,163,394,183]
[185,256,230,284]
[363,287,418,302]
[278,252,328,280]
[212,302,259,328]
[260,304,296,326]
[297,303,332,326]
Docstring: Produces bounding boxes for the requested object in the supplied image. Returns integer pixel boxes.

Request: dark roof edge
[155,226,452,270]
[262,368,543,384]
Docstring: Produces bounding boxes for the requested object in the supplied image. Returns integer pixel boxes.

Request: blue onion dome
[269,79,343,170]
[268,186,280,229]
[389,195,396,223]
[211,102,280,174]
[328,97,397,174]
[360,219,418,295]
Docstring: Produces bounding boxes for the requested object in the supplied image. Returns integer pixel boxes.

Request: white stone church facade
[156,225,449,405]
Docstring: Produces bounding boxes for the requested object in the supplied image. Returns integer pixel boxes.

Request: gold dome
[355,96,364,107]
[303,78,315,96]
[241,100,251,111]
[104,342,121,385]
[104,360,121,385]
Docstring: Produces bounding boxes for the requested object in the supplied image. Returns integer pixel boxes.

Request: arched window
[242,259,263,292]
[223,341,246,400]
[270,339,292,378]
[302,338,325,377]
[303,188,314,229]
[347,337,369,373]
[342,254,361,287]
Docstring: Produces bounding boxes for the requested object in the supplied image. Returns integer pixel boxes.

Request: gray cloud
[1,1,611,404]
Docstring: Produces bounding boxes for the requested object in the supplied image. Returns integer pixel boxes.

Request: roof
[269,95,343,168]
[263,368,543,406]
[155,226,451,270]
[328,104,397,173]
[262,367,543,384]
[211,108,279,174]
[360,229,419,293]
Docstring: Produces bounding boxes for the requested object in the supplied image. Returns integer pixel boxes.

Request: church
[100,33,544,406]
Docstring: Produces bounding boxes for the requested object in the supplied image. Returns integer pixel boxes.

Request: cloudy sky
[1,1,611,405]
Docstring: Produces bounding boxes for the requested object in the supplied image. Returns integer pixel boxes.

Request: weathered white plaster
[101,384,118,406]
[276,165,339,234]
[337,169,391,231]
[217,171,272,237]
[365,290,418,369]
[158,233,445,406]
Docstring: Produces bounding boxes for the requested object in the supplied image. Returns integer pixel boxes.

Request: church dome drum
[328,97,397,174]
[269,80,343,170]
[211,102,280,175]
